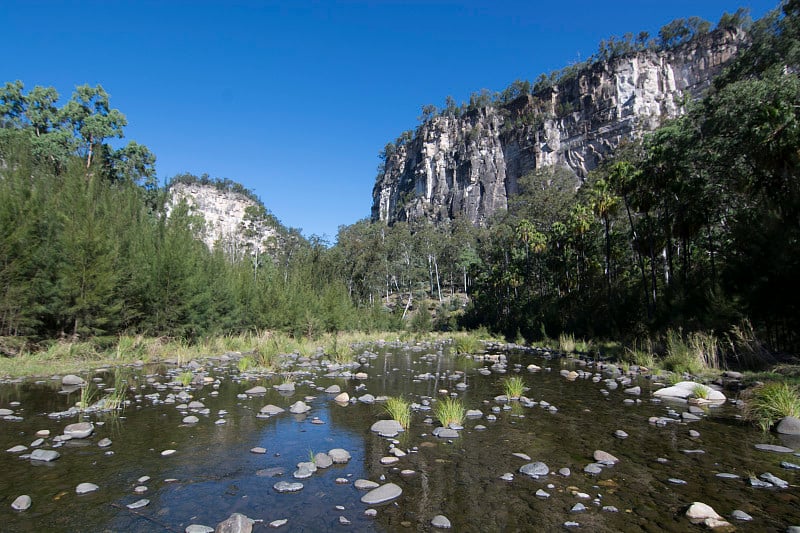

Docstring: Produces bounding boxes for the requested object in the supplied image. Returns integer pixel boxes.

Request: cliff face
[372,29,745,226]
[167,182,279,259]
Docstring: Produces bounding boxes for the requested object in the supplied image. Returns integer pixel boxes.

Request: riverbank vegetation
[1,3,798,397]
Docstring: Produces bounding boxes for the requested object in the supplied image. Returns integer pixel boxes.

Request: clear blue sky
[3,0,780,242]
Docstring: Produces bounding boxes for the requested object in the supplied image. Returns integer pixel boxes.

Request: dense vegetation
[1,3,798,372]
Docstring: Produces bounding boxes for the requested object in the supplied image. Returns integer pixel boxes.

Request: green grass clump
[177,370,193,387]
[503,376,526,399]
[691,383,710,399]
[383,396,411,429]
[433,397,465,428]
[558,333,576,353]
[744,382,800,430]
[77,383,97,410]
[662,329,720,376]
[453,333,482,355]
[237,356,254,373]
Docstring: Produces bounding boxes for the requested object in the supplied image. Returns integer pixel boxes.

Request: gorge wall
[371,28,746,226]
[167,182,279,259]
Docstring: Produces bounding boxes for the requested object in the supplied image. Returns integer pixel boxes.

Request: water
[0,343,798,532]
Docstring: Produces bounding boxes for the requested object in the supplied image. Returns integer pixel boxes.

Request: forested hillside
[1,3,798,361]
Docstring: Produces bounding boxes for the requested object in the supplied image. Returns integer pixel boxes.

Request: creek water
[0,342,798,532]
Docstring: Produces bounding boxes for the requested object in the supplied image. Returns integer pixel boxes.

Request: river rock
[760,472,788,488]
[260,404,285,416]
[431,515,452,529]
[355,479,380,490]
[127,499,149,509]
[30,449,60,462]
[360,483,402,504]
[289,401,310,414]
[686,502,722,522]
[245,386,266,395]
[275,382,295,392]
[731,510,753,521]
[519,462,549,478]
[308,453,330,469]
[358,394,375,404]
[328,448,351,463]
[183,415,199,424]
[324,385,341,394]
[273,481,304,493]
[64,422,94,439]
[371,419,404,437]
[250,447,266,454]
[7,445,27,453]
[432,427,459,439]
[782,461,800,470]
[0,408,13,416]
[624,386,641,395]
[333,392,350,403]
[62,375,85,386]
[777,416,800,435]
[755,443,794,453]
[215,512,254,533]
[11,495,31,511]
[593,450,619,465]
[76,482,99,494]
[268,519,288,528]
[614,430,628,439]
[583,463,603,475]
[186,525,214,533]
[653,381,726,402]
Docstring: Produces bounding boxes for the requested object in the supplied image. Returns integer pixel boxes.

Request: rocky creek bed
[0,341,799,532]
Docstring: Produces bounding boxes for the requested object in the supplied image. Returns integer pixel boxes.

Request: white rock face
[166,183,279,258]
[372,29,745,226]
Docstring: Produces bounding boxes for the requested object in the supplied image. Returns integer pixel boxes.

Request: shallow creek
[0,342,798,532]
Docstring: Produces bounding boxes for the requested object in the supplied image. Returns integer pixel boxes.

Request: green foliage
[744,382,800,429]
[503,376,526,399]
[453,333,482,355]
[383,396,411,429]
[177,371,193,387]
[691,383,710,399]
[433,396,465,428]
[662,330,720,375]
[558,333,576,353]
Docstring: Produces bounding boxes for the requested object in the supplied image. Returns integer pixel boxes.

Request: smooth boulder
[360,483,403,505]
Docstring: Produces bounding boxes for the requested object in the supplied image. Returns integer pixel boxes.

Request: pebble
[250,447,267,454]
[360,483,402,505]
[431,515,452,529]
[731,510,753,521]
[535,489,550,498]
[273,481,304,493]
[76,483,100,495]
[186,525,214,533]
[268,519,288,528]
[11,495,31,511]
[161,449,176,456]
[126,499,150,509]
[755,444,794,453]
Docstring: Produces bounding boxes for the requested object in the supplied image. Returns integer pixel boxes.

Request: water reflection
[0,345,797,532]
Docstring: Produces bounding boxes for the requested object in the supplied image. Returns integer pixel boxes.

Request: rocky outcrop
[166,182,279,259]
[372,29,745,226]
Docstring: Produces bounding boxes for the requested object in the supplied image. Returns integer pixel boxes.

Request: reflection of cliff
[372,28,745,226]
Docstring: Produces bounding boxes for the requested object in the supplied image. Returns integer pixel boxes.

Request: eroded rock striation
[372,29,745,226]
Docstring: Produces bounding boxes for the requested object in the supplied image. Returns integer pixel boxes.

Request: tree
[62,84,127,168]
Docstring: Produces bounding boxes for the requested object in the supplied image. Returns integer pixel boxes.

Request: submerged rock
[360,483,402,505]
[371,419,404,437]
[519,462,549,478]
[653,382,725,402]
[431,515,452,529]
[64,422,94,439]
[215,512,254,533]
[11,495,31,511]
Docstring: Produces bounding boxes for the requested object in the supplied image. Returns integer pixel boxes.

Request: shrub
[558,333,576,353]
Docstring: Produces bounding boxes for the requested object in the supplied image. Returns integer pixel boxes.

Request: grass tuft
[558,333,576,353]
[743,382,800,430]
[383,396,411,429]
[433,396,465,427]
[503,376,526,399]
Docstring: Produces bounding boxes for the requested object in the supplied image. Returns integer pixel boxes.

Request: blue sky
[4,0,780,242]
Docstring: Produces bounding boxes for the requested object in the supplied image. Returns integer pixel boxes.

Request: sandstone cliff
[167,182,280,259]
[372,29,745,226]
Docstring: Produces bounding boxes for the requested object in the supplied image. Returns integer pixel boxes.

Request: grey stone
[324,385,341,394]
[64,422,93,439]
[432,427,459,439]
[11,495,31,511]
[215,513,254,533]
[259,404,285,416]
[571,503,586,513]
[686,502,722,521]
[98,438,112,448]
[268,519,288,528]
[777,416,800,435]
[614,429,628,439]
[535,489,550,498]
[328,448,351,463]
[7,445,27,453]
[183,415,199,424]
[760,472,789,488]
[519,462,549,478]
[653,382,726,402]
[357,394,375,404]
[75,482,99,494]
[62,374,85,386]
[781,461,800,470]
[127,499,150,509]
[749,477,773,488]
[186,525,215,533]
[731,510,753,521]
[431,515,451,529]
[593,450,619,465]
[583,463,603,475]
[30,449,60,462]
[360,483,402,505]
[624,386,641,395]
[755,444,794,453]
[245,386,267,395]
[288,401,310,414]
[371,419,404,437]
[355,479,380,490]
[314,452,333,468]
[273,481,304,493]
